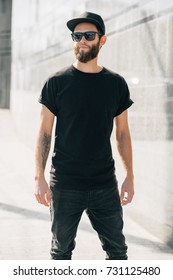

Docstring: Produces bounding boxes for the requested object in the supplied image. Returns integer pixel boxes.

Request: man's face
[73,22,101,63]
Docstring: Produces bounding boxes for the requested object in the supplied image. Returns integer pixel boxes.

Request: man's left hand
[120,177,134,206]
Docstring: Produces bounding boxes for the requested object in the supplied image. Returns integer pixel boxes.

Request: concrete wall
[99,0,173,247]
[10,0,173,247]
[0,0,12,108]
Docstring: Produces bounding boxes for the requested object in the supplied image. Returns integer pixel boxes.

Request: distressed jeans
[50,185,128,260]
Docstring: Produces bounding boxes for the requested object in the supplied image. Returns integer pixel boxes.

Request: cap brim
[67,18,103,33]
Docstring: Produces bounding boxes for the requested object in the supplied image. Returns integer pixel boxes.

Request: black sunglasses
[71,31,102,42]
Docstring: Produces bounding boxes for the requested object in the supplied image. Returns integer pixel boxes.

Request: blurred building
[1,0,173,249]
[0,0,12,108]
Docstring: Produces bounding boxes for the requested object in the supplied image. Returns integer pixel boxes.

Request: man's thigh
[50,187,87,236]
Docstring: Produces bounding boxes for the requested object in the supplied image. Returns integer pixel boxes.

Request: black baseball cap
[66,11,105,35]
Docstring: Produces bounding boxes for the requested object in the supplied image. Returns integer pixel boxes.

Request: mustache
[74,46,88,54]
[77,44,90,49]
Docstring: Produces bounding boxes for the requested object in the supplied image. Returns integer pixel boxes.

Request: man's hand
[34,178,50,207]
[120,176,134,206]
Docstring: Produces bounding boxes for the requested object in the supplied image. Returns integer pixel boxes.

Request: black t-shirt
[39,65,133,190]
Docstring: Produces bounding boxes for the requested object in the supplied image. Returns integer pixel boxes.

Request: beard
[74,41,100,63]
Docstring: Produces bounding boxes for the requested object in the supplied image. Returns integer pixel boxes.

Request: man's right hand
[34,177,50,207]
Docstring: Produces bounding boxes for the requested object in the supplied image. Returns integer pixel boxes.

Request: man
[34,11,134,260]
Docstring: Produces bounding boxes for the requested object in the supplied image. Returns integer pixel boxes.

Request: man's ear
[100,35,107,47]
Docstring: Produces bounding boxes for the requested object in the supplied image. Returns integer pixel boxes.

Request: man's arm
[114,109,134,206]
[34,105,55,207]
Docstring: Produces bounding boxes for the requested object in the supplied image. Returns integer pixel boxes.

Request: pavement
[0,109,173,260]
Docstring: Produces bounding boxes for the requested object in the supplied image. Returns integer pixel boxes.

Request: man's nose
[80,35,87,42]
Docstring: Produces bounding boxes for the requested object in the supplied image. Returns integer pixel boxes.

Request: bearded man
[34,12,134,260]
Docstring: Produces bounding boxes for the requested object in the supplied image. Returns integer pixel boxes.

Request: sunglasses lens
[72,33,82,42]
[85,32,96,41]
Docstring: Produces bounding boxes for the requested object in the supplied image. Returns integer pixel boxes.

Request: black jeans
[50,185,128,260]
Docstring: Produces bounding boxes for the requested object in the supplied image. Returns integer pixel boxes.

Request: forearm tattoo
[41,133,51,169]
